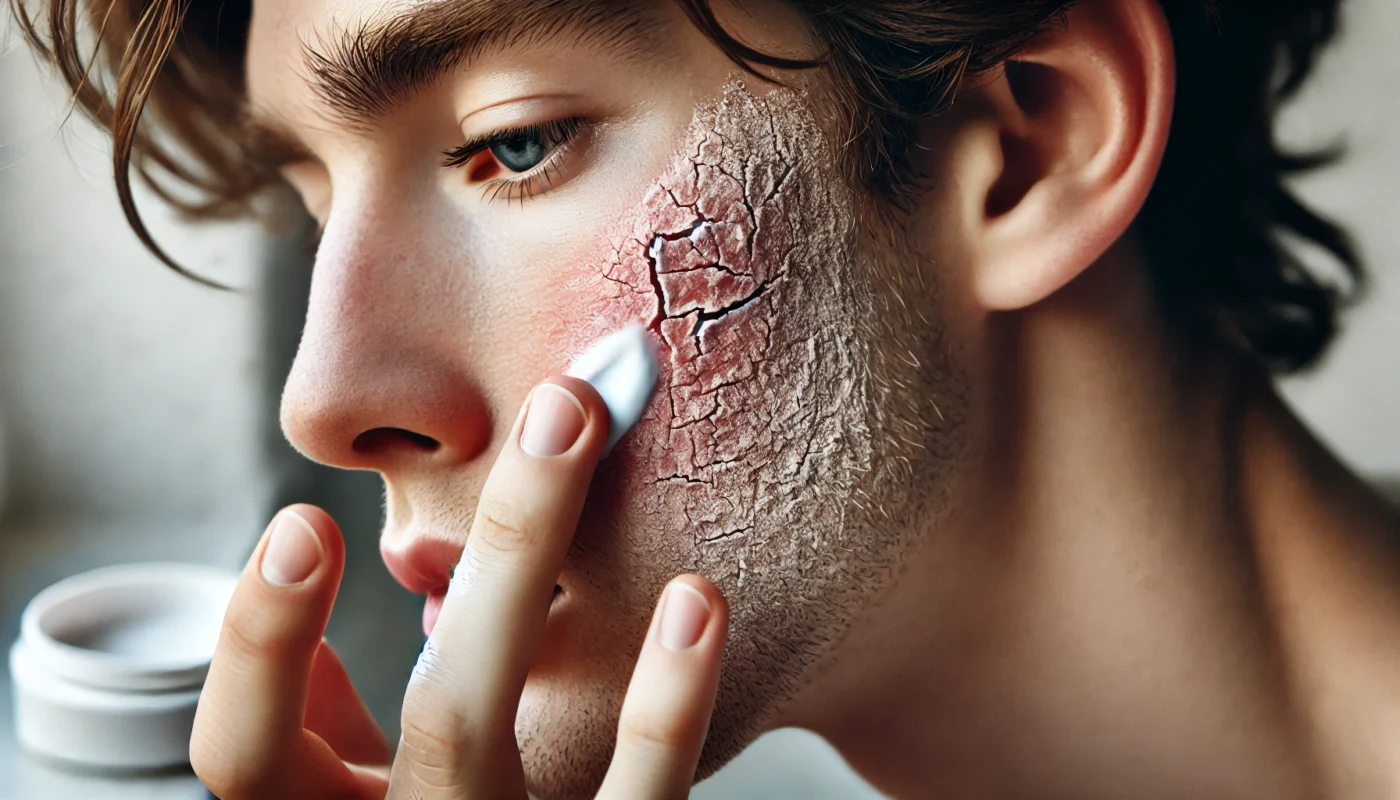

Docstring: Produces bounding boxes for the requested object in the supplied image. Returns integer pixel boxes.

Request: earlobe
[955,0,1176,312]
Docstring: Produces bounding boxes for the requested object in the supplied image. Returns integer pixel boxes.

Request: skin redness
[523,80,960,795]
[572,81,873,547]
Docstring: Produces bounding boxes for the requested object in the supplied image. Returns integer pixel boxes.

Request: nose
[280,203,492,473]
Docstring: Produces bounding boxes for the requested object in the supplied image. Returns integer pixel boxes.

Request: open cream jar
[9,562,237,772]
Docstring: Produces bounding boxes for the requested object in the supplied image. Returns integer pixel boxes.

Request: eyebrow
[293,0,660,130]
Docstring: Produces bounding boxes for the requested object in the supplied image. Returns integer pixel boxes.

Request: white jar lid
[11,562,238,771]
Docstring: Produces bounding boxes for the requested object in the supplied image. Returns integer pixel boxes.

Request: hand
[190,377,730,799]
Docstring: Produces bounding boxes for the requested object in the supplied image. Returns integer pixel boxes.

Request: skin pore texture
[514,80,960,796]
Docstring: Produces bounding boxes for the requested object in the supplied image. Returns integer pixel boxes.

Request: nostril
[352,427,442,456]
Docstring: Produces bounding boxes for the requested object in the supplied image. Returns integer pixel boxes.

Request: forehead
[245,0,357,95]
[245,0,660,121]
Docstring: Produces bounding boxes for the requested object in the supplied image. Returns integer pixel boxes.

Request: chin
[514,550,648,799]
[514,661,762,800]
[515,544,763,800]
[516,670,628,800]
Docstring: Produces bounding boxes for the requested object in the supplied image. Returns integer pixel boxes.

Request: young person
[12,0,1398,797]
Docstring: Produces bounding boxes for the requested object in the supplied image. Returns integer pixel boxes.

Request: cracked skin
[571,83,866,563]
[591,90,802,546]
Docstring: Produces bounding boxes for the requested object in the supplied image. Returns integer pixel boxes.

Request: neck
[795,244,1400,798]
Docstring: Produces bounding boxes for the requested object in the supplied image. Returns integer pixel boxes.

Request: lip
[381,537,463,596]
[422,591,447,637]
[382,533,570,637]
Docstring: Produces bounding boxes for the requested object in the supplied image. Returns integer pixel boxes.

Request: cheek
[626,136,792,475]
[560,83,853,547]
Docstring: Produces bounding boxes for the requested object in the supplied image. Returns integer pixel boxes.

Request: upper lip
[381,536,464,595]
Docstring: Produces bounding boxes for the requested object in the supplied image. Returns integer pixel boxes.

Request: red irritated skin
[566,82,859,545]
[520,81,950,787]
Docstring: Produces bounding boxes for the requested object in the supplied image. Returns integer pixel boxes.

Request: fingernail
[520,384,587,458]
[659,582,711,651]
[261,510,321,586]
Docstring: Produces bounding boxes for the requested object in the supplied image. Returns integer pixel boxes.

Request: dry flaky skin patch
[533,80,960,796]
[583,82,873,573]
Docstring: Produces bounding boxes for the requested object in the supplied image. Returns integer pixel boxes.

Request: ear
[927,0,1175,311]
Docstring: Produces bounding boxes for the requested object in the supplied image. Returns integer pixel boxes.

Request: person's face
[249,0,966,795]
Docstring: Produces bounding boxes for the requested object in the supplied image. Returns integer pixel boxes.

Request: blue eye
[491,134,547,172]
[443,117,584,173]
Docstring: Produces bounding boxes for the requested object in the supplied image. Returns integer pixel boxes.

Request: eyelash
[441,116,586,205]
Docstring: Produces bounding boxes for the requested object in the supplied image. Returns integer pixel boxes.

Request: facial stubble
[520,81,963,799]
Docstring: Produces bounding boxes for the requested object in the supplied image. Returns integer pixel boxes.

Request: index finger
[390,376,609,795]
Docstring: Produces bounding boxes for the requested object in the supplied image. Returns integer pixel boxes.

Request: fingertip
[246,506,345,597]
[270,504,345,573]
[655,575,728,654]
[542,375,611,456]
[550,374,608,422]
[602,575,727,798]
[280,504,342,547]
[667,574,728,622]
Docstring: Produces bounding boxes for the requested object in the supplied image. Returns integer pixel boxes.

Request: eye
[443,117,584,174]
[491,132,549,172]
[442,116,589,205]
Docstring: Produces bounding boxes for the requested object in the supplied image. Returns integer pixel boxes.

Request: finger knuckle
[618,708,694,752]
[472,498,543,556]
[397,701,475,779]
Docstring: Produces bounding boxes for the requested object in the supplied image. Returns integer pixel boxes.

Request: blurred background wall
[0,40,270,533]
[1,0,1396,796]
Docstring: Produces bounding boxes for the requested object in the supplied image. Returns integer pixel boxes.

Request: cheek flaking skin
[571,82,872,562]
[529,83,953,792]
[620,118,793,503]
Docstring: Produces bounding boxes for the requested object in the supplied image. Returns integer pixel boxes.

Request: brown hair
[8,0,1362,371]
